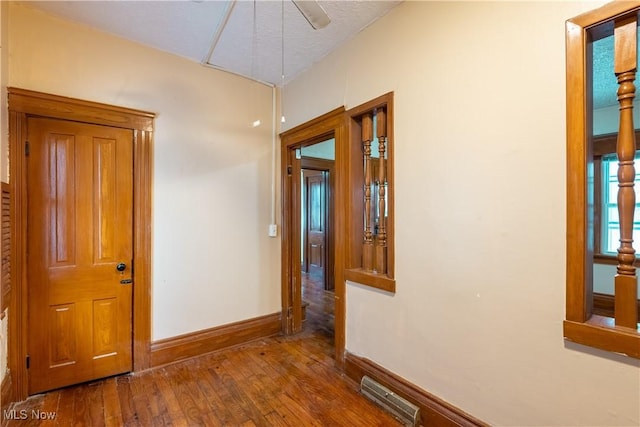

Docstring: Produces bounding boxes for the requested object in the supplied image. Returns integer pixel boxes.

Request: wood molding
[132,128,154,372]
[7,88,154,400]
[592,130,640,156]
[1,370,13,416]
[344,268,395,293]
[281,107,344,142]
[593,254,640,267]
[7,87,153,131]
[344,353,488,427]
[564,317,640,359]
[1,182,10,315]
[593,292,640,318]
[150,313,281,368]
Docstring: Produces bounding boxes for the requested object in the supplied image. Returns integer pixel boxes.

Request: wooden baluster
[362,113,374,271]
[375,108,387,274]
[614,16,639,329]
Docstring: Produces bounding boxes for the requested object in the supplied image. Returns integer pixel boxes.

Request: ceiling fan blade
[292,0,330,30]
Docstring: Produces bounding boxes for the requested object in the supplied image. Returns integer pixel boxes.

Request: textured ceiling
[592,34,620,109]
[29,0,402,86]
[592,29,640,109]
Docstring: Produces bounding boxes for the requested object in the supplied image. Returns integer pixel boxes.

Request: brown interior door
[27,118,134,394]
[304,170,326,279]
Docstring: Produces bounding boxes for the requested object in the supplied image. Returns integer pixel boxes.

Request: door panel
[49,303,76,367]
[27,118,133,394]
[308,174,324,267]
[305,170,326,275]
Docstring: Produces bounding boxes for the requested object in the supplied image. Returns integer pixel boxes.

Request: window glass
[600,153,640,254]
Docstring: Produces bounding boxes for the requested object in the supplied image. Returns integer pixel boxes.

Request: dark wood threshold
[344,352,487,427]
[150,312,281,368]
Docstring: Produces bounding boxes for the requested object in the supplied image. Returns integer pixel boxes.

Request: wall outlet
[268,224,278,237]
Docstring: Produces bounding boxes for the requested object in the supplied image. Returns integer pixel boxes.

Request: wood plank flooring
[301,269,335,340]
[3,275,400,426]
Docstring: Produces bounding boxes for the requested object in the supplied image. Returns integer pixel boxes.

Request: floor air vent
[360,375,420,427]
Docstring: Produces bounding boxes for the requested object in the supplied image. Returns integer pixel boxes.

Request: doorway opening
[280,107,346,365]
[300,141,335,339]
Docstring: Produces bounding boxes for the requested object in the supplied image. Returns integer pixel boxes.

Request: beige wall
[8,3,281,340]
[6,1,640,425]
[284,1,640,426]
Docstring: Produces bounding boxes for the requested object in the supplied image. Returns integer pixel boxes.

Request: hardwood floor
[3,282,400,426]
[301,269,335,340]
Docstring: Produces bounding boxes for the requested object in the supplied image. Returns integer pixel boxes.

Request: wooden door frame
[280,107,346,367]
[7,88,154,400]
[301,157,335,291]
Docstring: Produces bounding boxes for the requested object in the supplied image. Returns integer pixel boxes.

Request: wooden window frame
[344,92,395,293]
[565,2,640,359]
[592,131,640,266]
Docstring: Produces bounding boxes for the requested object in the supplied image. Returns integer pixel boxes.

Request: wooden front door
[27,117,134,394]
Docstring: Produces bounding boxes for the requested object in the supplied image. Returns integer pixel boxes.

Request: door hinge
[287,166,292,176]
[287,307,293,319]
[26,355,30,369]
[25,141,30,156]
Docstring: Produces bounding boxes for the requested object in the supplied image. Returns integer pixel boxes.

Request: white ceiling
[29,0,402,87]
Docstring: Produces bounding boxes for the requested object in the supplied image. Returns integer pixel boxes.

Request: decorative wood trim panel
[150,313,281,368]
[565,1,640,359]
[8,107,28,401]
[1,182,10,315]
[344,352,488,427]
[8,88,155,400]
[345,93,395,293]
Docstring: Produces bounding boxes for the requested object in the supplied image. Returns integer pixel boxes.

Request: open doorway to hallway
[300,140,335,340]
[280,107,345,363]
